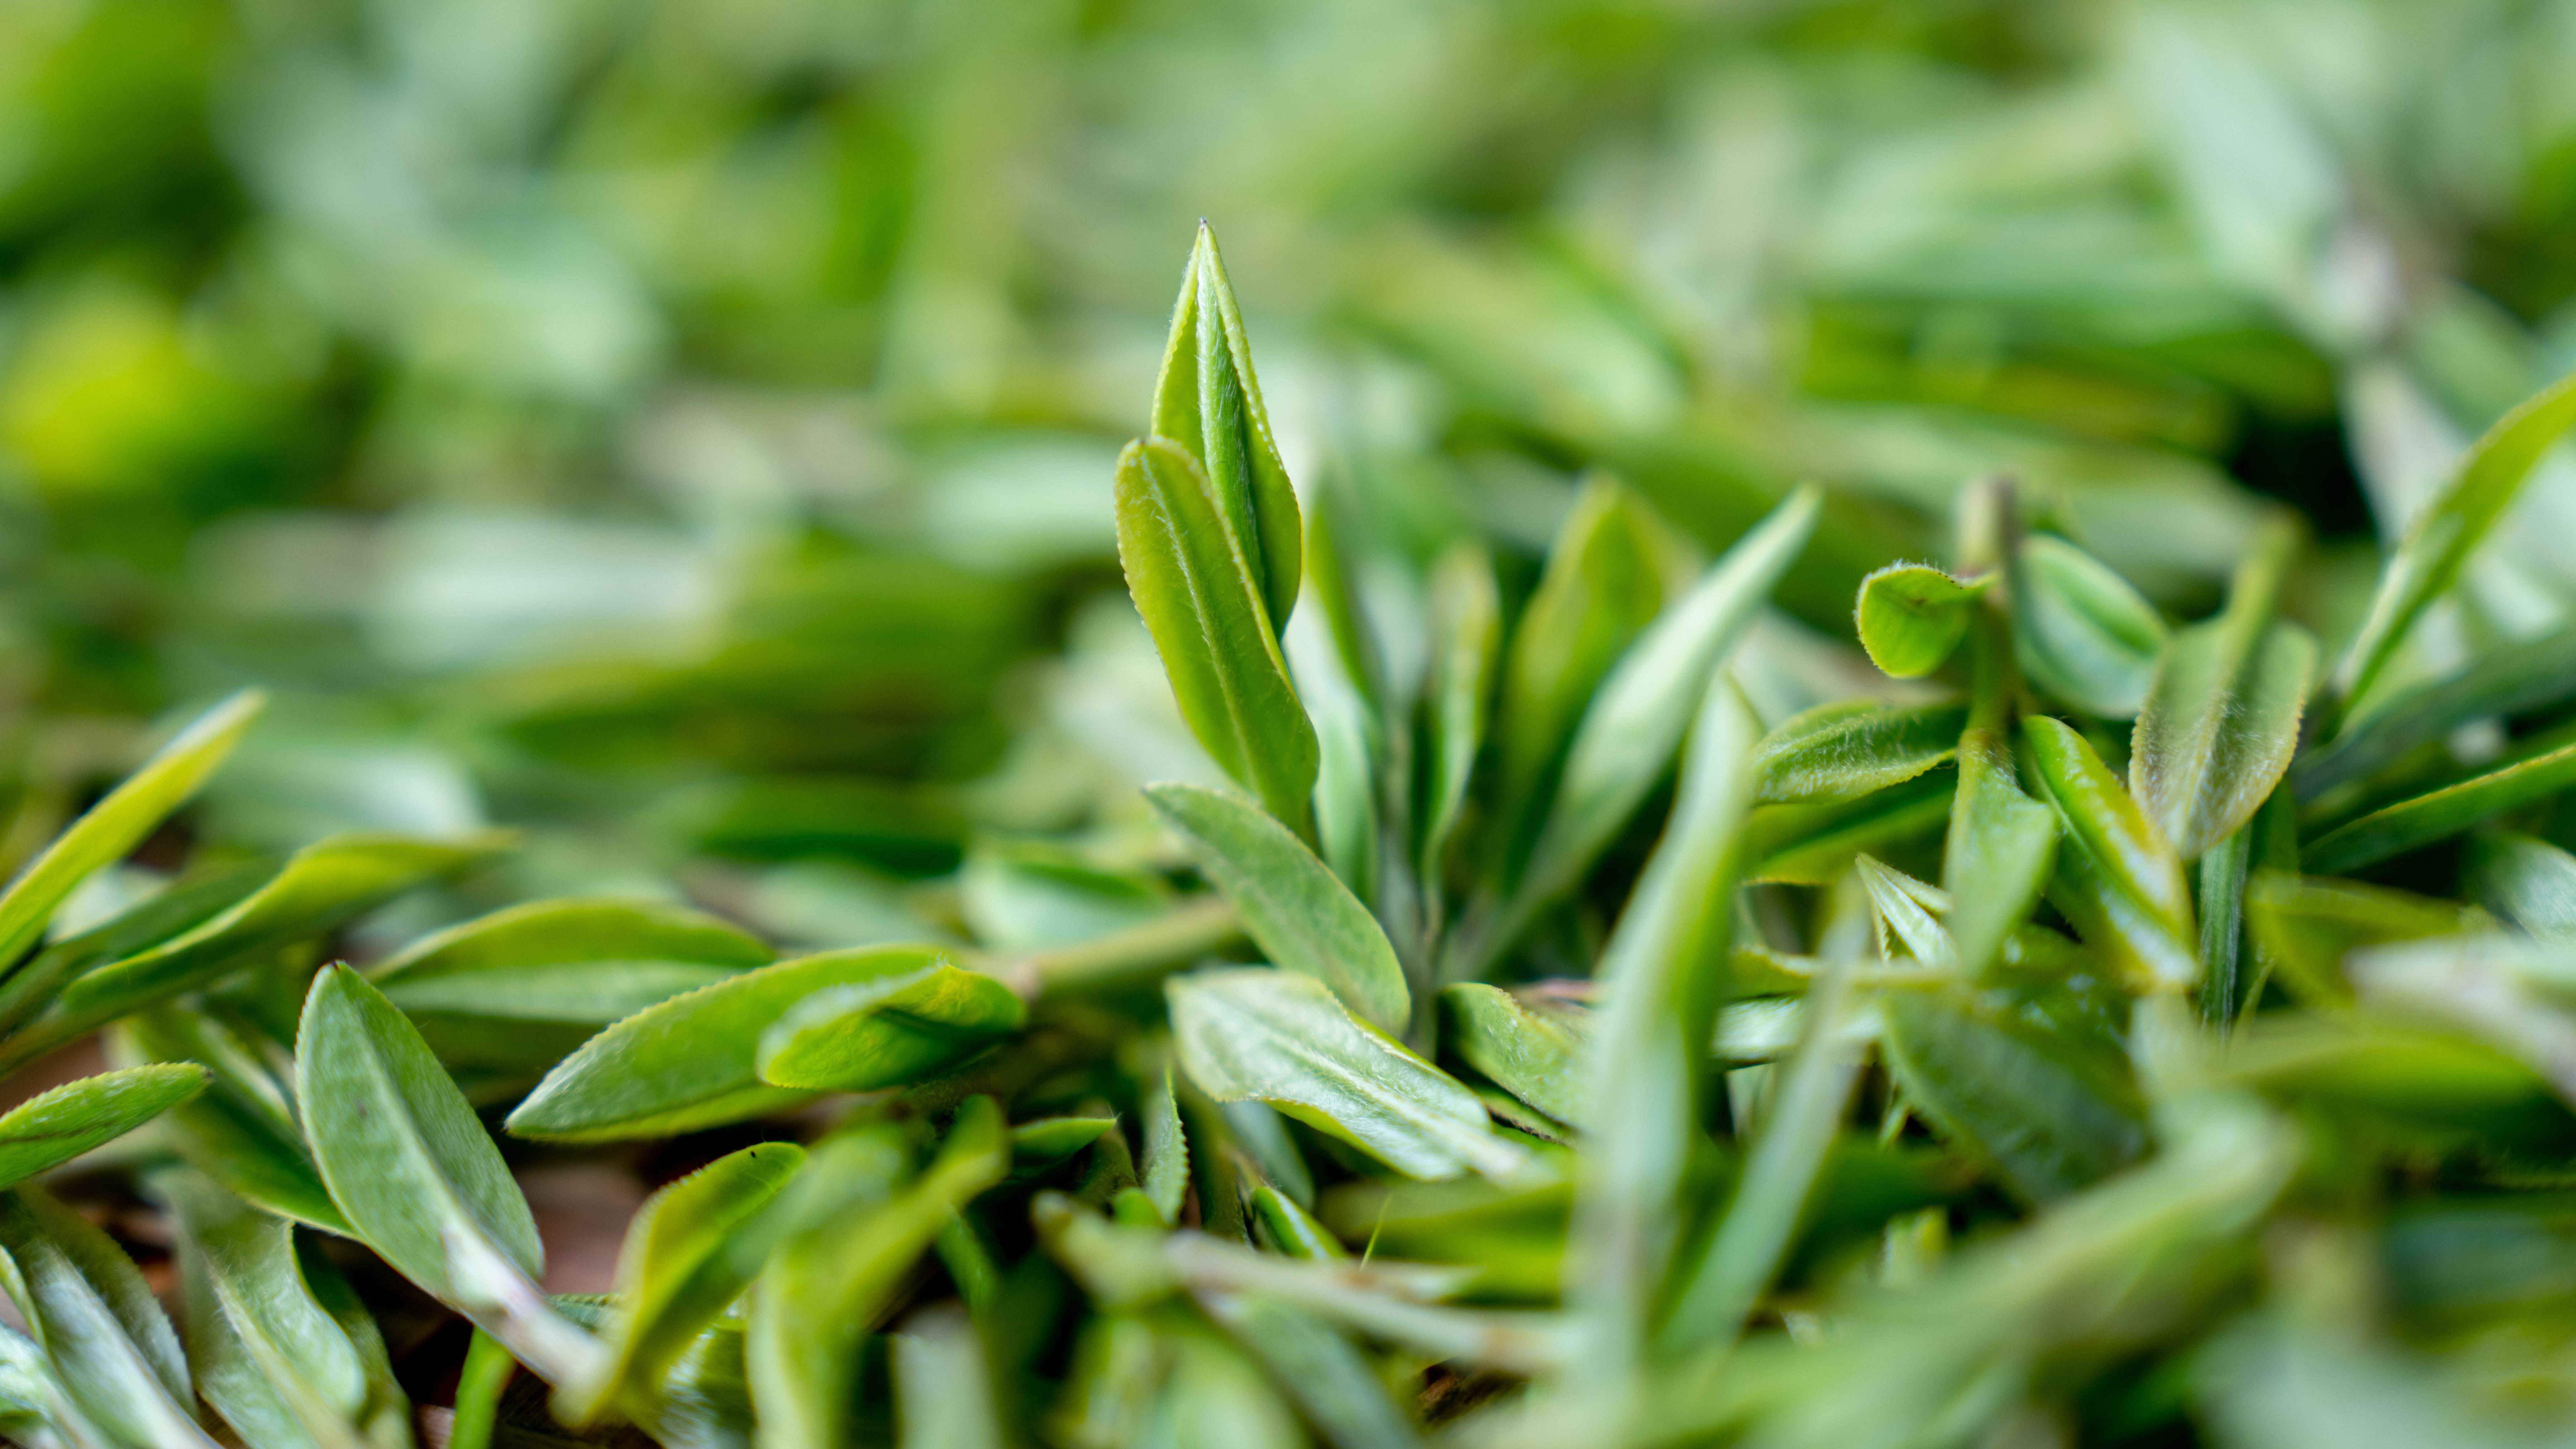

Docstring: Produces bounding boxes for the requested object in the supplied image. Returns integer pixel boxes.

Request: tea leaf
[296,965,595,1384]
[2466,832,2576,937]
[0,1185,217,1448]
[2010,534,2169,719]
[19,833,504,1069]
[1943,725,2058,981]
[749,1099,1008,1449]
[1146,782,1408,1032]
[1440,985,1586,1130]
[2025,715,2191,940]
[1199,1291,1424,1449]
[753,960,1025,1091]
[1853,563,1986,677]
[0,690,261,978]
[2334,366,2576,710]
[2296,621,2576,796]
[0,1064,204,1192]
[1880,988,2149,1204]
[2306,740,2576,875]
[162,1169,406,1449]
[126,1007,347,1234]
[1150,223,1303,632]
[1137,1063,1189,1227]
[374,898,772,1073]
[562,1140,805,1429]
[1485,485,1819,972]
[1168,967,1527,1183]
[507,944,950,1142]
[2131,525,2315,860]
[1752,699,1965,805]
[1421,541,1501,880]
[1115,435,1319,834]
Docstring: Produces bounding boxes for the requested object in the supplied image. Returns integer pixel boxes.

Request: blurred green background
[4,0,2574,944]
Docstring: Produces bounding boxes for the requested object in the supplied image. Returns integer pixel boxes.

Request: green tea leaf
[125,1007,347,1234]
[1146,783,1408,1033]
[749,1099,1008,1449]
[1137,1064,1189,1227]
[754,960,1025,1091]
[2466,832,2576,937]
[17,833,505,1070]
[0,690,261,979]
[0,858,272,1042]
[1421,541,1500,881]
[1169,967,1527,1183]
[1116,435,1319,834]
[2297,621,2576,796]
[562,1140,805,1429]
[2130,521,2314,860]
[2011,534,2169,719]
[2025,715,2192,941]
[162,1169,406,1449]
[1943,726,2058,980]
[296,965,594,1384]
[1750,772,1956,886]
[1199,1291,1423,1449]
[374,898,771,1073]
[1440,985,1586,1130]
[1879,987,2149,1205]
[1483,485,1818,973]
[2306,740,2576,875]
[2244,871,2481,1008]
[0,1064,203,1191]
[1752,699,1965,805]
[1150,223,1302,632]
[0,1184,215,1448]
[1493,477,1682,861]
[2334,366,2576,710]
[1853,563,1987,677]
[507,944,950,1142]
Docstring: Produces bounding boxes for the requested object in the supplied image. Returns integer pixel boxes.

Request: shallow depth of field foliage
[7,0,2576,1445]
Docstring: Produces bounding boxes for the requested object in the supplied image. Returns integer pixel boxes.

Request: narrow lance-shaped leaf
[126,1007,347,1234]
[1137,1064,1189,1228]
[0,689,261,978]
[507,944,951,1143]
[1440,984,1587,1130]
[558,1140,806,1430]
[750,1100,1009,1449]
[0,1064,204,1192]
[1420,541,1499,883]
[2296,620,2576,796]
[2130,520,2315,860]
[1115,436,1320,834]
[1150,222,1302,632]
[161,1169,408,1449]
[2335,366,2576,711]
[2008,534,2169,719]
[3,832,506,1076]
[1169,967,1528,1184]
[1566,678,1760,1379]
[1492,476,1680,863]
[0,1185,219,1448]
[1854,563,1988,677]
[1146,783,1409,1033]
[2306,739,2576,876]
[2467,832,2576,937]
[2025,715,2192,944]
[754,959,1025,1092]
[1751,699,1966,804]
[296,965,596,1385]
[1944,637,2057,979]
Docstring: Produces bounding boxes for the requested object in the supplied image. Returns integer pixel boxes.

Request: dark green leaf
[2306,740,2576,875]
[2297,622,2576,796]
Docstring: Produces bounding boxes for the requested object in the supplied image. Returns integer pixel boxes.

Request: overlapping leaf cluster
[1,218,2575,1449]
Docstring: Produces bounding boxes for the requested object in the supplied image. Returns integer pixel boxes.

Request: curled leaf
[1854,563,1987,677]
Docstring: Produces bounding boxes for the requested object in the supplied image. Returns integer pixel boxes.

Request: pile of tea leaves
[0,218,2571,1449]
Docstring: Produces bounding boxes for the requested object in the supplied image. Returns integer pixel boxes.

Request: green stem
[448,1330,516,1449]
[1007,898,1243,1001]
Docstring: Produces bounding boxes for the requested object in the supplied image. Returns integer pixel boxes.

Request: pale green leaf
[1146,782,1408,1033]
[753,961,1025,1091]
[0,1064,203,1191]
[1853,563,1987,677]
[1752,699,1965,805]
[125,1007,347,1234]
[1440,984,1586,1130]
[0,1184,216,1448]
[2011,534,2168,719]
